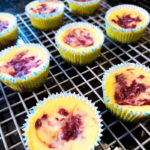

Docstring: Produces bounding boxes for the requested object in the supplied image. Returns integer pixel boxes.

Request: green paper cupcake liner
[55,22,105,66]
[0,44,50,92]
[102,63,150,122]
[25,0,64,31]
[105,4,150,44]
[23,92,103,150]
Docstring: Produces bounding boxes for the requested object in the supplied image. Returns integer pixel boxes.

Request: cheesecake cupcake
[105,4,150,43]
[0,13,18,50]
[67,0,101,16]
[102,63,150,122]
[25,0,64,31]
[23,92,103,150]
[55,22,104,65]
[0,44,50,92]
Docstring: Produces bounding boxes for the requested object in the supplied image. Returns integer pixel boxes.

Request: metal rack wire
[0,0,150,150]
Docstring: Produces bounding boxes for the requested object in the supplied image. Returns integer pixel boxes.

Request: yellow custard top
[105,67,150,112]
[57,26,103,51]
[29,1,62,15]
[108,9,146,29]
[0,16,10,22]
[26,96,99,150]
[0,45,48,78]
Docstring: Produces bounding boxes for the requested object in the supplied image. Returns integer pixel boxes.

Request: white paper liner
[55,22,105,54]
[23,92,103,150]
[0,43,50,83]
[0,13,17,37]
[105,4,150,33]
[102,63,150,122]
[25,0,64,19]
[67,0,101,6]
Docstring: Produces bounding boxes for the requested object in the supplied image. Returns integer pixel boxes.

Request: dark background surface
[0,0,32,14]
[0,0,149,15]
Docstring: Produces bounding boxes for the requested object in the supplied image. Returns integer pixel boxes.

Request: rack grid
[0,0,150,150]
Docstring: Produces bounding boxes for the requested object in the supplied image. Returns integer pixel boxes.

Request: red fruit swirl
[35,114,49,130]
[35,119,42,129]
[34,110,83,148]
[114,73,150,106]
[58,108,69,116]
[2,50,42,78]
[0,20,9,32]
[31,4,57,15]
[64,28,94,48]
[111,13,142,29]
[61,115,82,141]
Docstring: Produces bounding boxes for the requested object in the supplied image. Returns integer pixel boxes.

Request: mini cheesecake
[103,63,150,122]
[0,44,50,92]
[105,4,150,43]
[26,0,64,31]
[24,93,102,150]
[0,13,18,49]
[55,22,104,65]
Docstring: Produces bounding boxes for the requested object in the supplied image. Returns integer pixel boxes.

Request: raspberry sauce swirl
[112,13,142,29]
[0,50,42,78]
[31,3,58,15]
[64,28,94,48]
[35,109,83,149]
[114,72,150,106]
[0,20,9,32]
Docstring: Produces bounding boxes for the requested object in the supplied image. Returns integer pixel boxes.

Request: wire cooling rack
[0,0,150,150]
